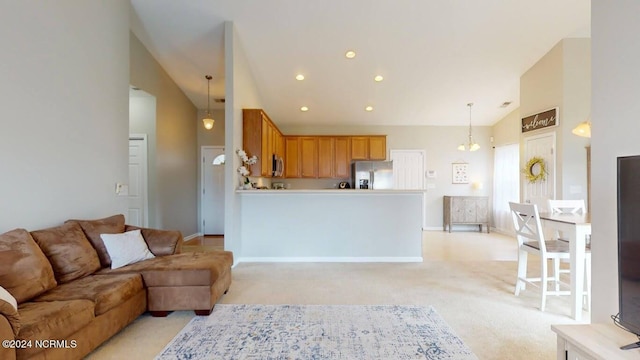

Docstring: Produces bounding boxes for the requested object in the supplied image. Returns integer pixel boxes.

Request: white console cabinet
[443,196,489,233]
[551,324,640,360]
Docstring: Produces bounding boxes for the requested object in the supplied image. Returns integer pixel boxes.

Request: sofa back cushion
[66,214,125,267]
[0,229,57,303]
[31,222,101,283]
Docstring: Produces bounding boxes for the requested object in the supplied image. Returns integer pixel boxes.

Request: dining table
[539,212,591,321]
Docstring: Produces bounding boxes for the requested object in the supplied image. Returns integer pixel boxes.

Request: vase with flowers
[236,149,258,189]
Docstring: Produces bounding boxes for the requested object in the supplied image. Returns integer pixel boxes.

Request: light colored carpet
[86,231,588,360]
[155,304,477,359]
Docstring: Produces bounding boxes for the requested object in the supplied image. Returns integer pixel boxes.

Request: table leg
[570,225,588,321]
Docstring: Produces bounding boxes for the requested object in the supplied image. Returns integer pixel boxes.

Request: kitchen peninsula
[238,189,423,262]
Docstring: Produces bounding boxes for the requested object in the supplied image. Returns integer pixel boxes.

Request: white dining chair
[548,199,586,215]
[547,199,590,307]
[509,202,591,312]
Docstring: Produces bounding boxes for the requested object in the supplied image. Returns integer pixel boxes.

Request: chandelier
[458,103,480,151]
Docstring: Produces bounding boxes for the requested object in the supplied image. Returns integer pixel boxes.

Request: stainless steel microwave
[272,154,284,177]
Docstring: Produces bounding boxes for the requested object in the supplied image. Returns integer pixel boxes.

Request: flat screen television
[615,155,640,349]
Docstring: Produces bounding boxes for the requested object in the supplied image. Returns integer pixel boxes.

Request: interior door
[128,135,148,227]
[524,132,556,211]
[390,149,426,229]
[202,146,225,235]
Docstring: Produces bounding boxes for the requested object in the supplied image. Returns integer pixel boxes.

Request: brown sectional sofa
[0,215,233,360]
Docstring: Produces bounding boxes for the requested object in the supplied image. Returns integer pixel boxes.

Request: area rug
[155,304,477,360]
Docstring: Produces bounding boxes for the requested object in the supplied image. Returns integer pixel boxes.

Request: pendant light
[458,103,480,151]
[202,75,215,130]
[572,118,591,138]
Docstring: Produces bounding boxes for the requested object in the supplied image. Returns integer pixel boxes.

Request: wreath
[523,156,547,183]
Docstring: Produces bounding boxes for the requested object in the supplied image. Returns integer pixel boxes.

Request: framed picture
[452,163,468,184]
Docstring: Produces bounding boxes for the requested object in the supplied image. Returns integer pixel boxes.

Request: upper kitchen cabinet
[351,136,386,160]
[299,137,318,178]
[284,137,300,178]
[318,136,351,179]
[242,109,284,177]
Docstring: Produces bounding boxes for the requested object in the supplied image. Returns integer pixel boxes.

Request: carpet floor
[86,231,589,360]
[155,304,476,359]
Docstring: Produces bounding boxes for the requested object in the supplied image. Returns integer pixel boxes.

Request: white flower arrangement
[236,149,258,188]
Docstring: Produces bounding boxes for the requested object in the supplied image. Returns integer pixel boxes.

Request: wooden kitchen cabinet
[443,196,489,233]
[243,109,284,178]
[368,136,386,160]
[334,137,351,178]
[318,137,335,178]
[284,137,300,178]
[299,137,318,178]
[350,136,386,160]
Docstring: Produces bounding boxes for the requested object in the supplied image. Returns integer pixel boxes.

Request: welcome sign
[521,108,559,133]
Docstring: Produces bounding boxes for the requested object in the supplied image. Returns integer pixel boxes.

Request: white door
[202,146,225,235]
[390,149,426,229]
[524,132,556,211]
[129,135,148,227]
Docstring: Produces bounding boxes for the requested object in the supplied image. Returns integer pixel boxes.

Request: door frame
[201,145,225,235]
[129,134,149,227]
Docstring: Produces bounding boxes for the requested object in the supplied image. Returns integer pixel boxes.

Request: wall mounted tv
[615,155,640,350]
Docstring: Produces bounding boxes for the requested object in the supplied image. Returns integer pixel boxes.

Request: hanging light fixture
[572,119,591,138]
[458,103,480,151]
[202,75,215,130]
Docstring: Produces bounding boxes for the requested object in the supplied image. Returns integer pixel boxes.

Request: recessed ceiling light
[300,106,309,112]
[345,50,356,59]
[374,75,384,82]
[295,74,305,81]
[365,106,373,112]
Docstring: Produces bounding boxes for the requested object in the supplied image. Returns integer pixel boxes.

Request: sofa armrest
[0,314,17,360]
[0,299,19,337]
[125,225,183,255]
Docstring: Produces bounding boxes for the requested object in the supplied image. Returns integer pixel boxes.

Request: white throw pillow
[0,285,17,312]
[100,229,155,269]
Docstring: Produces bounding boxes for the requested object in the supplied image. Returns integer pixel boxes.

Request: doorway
[128,134,148,227]
[201,146,225,235]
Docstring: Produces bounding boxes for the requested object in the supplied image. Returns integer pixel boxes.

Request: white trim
[236,257,423,263]
[423,226,444,231]
[183,232,202,242]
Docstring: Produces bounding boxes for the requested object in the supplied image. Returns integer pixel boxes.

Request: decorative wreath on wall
[523,156,547,183]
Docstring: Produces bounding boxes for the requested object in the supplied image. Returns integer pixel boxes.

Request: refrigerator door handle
[370,170,375,189]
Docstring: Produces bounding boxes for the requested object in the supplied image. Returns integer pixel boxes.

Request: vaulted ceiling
[130,0,590,126]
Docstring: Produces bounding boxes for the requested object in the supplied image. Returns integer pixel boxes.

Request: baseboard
[236,256,423,263]
[183,232,202,242]
[422,227,444,231]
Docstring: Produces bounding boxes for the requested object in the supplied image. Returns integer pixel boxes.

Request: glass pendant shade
[572,121,591,138]
[203,116,214,130]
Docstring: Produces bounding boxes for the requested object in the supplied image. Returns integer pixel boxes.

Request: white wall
[130,32,199,236]
[0,1,130,232]
[591,0,640,323]
[492,108,520,147]
[225,22,265,259]
[520,38,591,204]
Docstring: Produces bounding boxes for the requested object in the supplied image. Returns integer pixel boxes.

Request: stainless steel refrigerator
[352,161,394,189]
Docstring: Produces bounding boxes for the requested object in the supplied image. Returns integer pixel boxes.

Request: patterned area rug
[155,304,477,360]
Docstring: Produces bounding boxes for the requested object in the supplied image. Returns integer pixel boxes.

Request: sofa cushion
[0,285,20,335]
[31,222,101,283]
[67,214,125,268]
[0,229,57,303]
[17,300,94,357]
[97,251,234,286]
[34,273,143,316]
[100,230,155,269]
[125,225,183,256]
